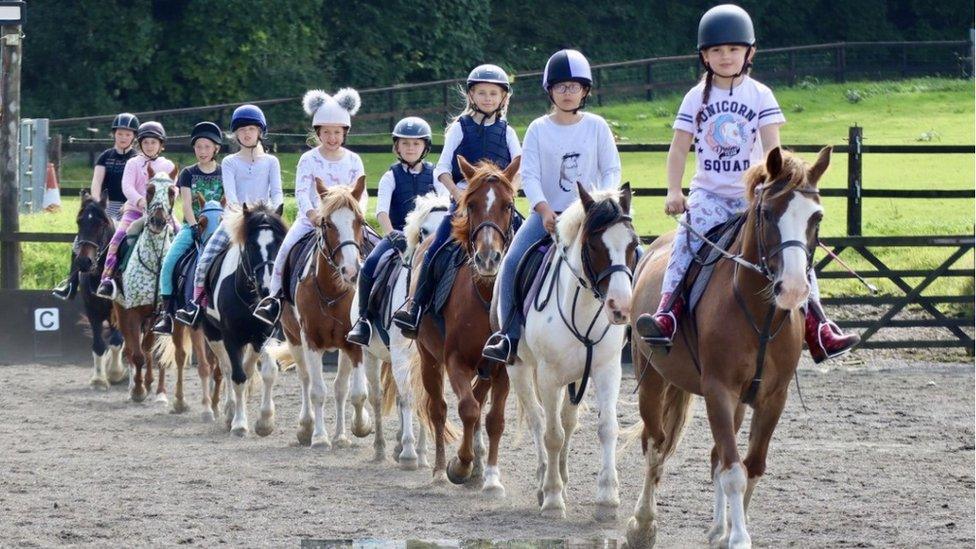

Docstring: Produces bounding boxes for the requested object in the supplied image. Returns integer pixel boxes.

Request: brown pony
[412,156,520,495]
[625,147,830,548]
[279,176,377,450]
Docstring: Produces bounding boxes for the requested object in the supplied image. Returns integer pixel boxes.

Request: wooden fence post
[789,50,797,86]
[847,125,863,236]
[387,89,396,131]
[645,61,654,101]
[0,25,23,290]
[595,68,603,106]
[835,43,847,82]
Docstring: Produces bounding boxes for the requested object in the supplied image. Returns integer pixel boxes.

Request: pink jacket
[121,155,176,213]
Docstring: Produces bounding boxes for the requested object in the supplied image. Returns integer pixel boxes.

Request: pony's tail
[151,326,189,372]
[410,351,459,443]
[380,361,397,417]
[266,341,297,372]
[621,382,695,458]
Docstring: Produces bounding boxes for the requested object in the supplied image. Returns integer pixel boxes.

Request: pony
[202,201,287,436]
[73,190,126,389]
[411,156,520,494]
[112,167,177,403]
[625,147,830,549]
[359,191,450,468]
[152,198,224,420]
[503,183,637,520]
[278,176,374,449]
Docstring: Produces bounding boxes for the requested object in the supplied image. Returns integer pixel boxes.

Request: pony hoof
[593,503,618,522]
[540,505,566,519]
[419,457,430,469]
[371,450,387,463]
[482,483,506,499]
[108,371,128,385]
[432,470,448,485]
[154,393,169,405]
[310,436,331,450]
[200,409,215,423]
[332,435,352,448]
[351,422,373,438]
[537,490,544,507]
[255,418,275,437]
[89,377,109,390]
[296,425,313,446]
[231,426,248,437]
[398,456,419,471]
[625,516,657,549]
[170,399,189,414]
[446,456,472,485]
[130,389,147,403]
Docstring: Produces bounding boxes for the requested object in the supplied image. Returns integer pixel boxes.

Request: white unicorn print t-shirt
[674,76,785,199]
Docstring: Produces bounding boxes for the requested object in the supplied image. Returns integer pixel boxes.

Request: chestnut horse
[625,147,830,549]
[279,176,375,450]
[112,168,177,403]
[412,156,520,495]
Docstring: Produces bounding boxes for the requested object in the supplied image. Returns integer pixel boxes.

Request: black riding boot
[392,257,435,339]
[152,297,174,335]
[346,272,375,347]
[52,270,79,300]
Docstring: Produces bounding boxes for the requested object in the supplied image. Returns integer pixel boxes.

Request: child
[95,121,175,299]
[52,112,139,300]
[634,4,859,363]
[346,116,446,346]
[391,64,522,337]
[175,104,284,326]
[481,49,622,365]
[252,88,365,325]
[152,122,224,334]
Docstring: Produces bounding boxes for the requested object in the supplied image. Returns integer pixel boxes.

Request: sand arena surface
[0,356,972,547]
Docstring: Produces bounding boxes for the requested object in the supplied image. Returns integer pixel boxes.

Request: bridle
[235,221,279,301]
[557,211,637,302]
[753,182,820,279]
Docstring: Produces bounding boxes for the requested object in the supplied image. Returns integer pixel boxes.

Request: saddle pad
[283,231,318,304]
[205,247,229,299]
[515,236,555,321]
[366,248,401,327]
[174,246,199,309]
[431,241,466,317]
[684,213,747,313]
[116,233,137,274]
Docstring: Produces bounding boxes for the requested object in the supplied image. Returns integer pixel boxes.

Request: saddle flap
[515,235,555,322]
[365,248,401,326]
[283,231,318,303]
[431,242,465,316]
[685,213,747,313]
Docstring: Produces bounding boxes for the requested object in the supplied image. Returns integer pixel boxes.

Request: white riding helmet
[303,88,362,128]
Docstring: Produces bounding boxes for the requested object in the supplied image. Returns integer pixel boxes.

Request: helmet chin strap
[395,140,430,170]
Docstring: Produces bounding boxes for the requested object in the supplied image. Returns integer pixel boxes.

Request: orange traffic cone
[43,162,61,213]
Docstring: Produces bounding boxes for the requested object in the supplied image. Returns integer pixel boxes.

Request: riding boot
[635,292,684,348]
[253,293,282,326]
[346,273,375,347]
[152,298,174,335]
[52,270,79,301]
[482,331,519,366]
[804,299,860,363]
[96,278,117,300]
[392,256,435,338]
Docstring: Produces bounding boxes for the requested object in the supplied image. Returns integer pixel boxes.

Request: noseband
[560,212,636,301]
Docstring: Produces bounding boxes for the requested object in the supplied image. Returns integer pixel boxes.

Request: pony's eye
[762,209,773,222]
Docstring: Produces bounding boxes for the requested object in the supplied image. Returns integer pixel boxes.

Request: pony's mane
[317,186,365,222]
[556,188,623,245]
[224,202,287,246]
[78,196,111,225]
[404,192,450,252]
[450,161,517,245]
[744,149,810,201]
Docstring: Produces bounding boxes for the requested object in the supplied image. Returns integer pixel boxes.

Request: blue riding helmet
[392,117,432,142]
[231,104,267,134]
[542,49,593,91]
[467,64,511,93]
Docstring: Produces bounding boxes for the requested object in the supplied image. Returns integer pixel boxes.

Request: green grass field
[25,77,975,300]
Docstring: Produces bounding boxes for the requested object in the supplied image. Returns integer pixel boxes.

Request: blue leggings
[496,211,548,340]
[160,224,195,298]
[357,236,395,317]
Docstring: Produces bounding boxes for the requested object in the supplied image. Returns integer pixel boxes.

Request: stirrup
[175,302,200,326]
[52,279,75,301]
[346,317,373,347]
[96,279,116,300]
[481,333,514,364]
[391,301,421,337]
[635,312,675,349]
[152,314,173,335]
[253,296,281,326]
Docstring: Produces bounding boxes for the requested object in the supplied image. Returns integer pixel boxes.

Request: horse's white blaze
[481,189,496,250]
[601,223,634,322]
[330,207,359,280]
[775,193,821,310]
[256,228,275,290]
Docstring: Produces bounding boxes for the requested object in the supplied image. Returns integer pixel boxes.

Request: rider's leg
[347,237,394,346]
[804,270,860,362]
[391,204,455,336]
[176,222,230,325]
[97,209,142,298]
[254,219,313,325]
[52,236,81,300]
[154,224,194,334]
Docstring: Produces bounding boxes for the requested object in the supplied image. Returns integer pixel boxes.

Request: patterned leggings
[101,208,143,281]
[662,188,820,299]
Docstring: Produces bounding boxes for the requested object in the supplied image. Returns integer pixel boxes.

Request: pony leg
[470,378,492,482]
[230,347,258,437]
[418,349,448,483]
[592,359,622,521]
[254,347,278,437]
[349,357,372,439]
[305,346,331,448]
[538,364,568,518]
[120,311,147,403]
[481,368,509,498]
[445,361,480,485]
[209,341,236,431]
[507,361,546,506]
[196,333,216,422]
[106,329,127,384]
[88,317,109,389]
[290,341,313,446]
[171,326,190,414]
[391,336,420,469]
[704,385,750,549]
[741,391,789,527]
[363,355,386,461]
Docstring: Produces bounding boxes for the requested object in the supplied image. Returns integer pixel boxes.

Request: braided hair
[694,70,714,134]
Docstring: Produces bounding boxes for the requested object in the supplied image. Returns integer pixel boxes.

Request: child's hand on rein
[664,191,687,216]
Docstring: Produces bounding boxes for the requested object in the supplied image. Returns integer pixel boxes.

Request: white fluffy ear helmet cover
[304,88,361,128]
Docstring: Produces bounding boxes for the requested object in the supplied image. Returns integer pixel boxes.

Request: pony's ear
[80,188,92,202]
[808,146,832,187]
[619,182,632,215]
[242,202,250,215]
[351,175,366,202]
[198,215,209,232]
[146,164,156,179]
[457,155,477,183]
[145,183,156,206]
[275,203,284,217]
[501,155,521,185]
[168,184,177,206]
[315,176,328,199]
[220,195,227,208]
[765,147,783,179]
[169,165,179,182]
[195,192,205,211]
[577,182,594,212]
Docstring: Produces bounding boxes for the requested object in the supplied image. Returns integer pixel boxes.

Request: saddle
[514,235,556,322]
[283,231,319,304]
[173,245,200,310]
[363,247,403,346]
[429,241,467,318]
[678,213,747,314]
[205,247,229,299]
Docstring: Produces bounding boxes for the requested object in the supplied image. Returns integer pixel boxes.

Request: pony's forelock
[317,185,364,224]
[450,161,517,245]
[556,187,622,245]
[224,202,286,246]
[404,192,450,251]
[746,150,810,201]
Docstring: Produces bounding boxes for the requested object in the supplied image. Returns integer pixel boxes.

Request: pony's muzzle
[340,264,359,284]
[605,296,631,325]
[473,249,501,276]
[773,277,809,310]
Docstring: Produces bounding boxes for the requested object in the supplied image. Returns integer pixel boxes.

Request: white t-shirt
[221,154,283,208]
[674,76,785,199]
[376,164,448,217]
[294,147,367,223]
[520,112,622,213]
[433,117,522,188]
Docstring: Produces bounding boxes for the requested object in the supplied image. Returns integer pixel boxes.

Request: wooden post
[788,50,797,86]
[443,84,450,126]
[594,68,603,107]
[49,133,62,183]
[835,43,847,83]
[847,125,863,236]
[0,25,23,289]
[645,61,654,101]
[387,89,396,131]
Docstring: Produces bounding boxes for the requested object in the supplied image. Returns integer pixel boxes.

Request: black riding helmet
[190,121,223,146]
[543,49,593,113]
[697,4,756,50]
[111,113,140,133]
